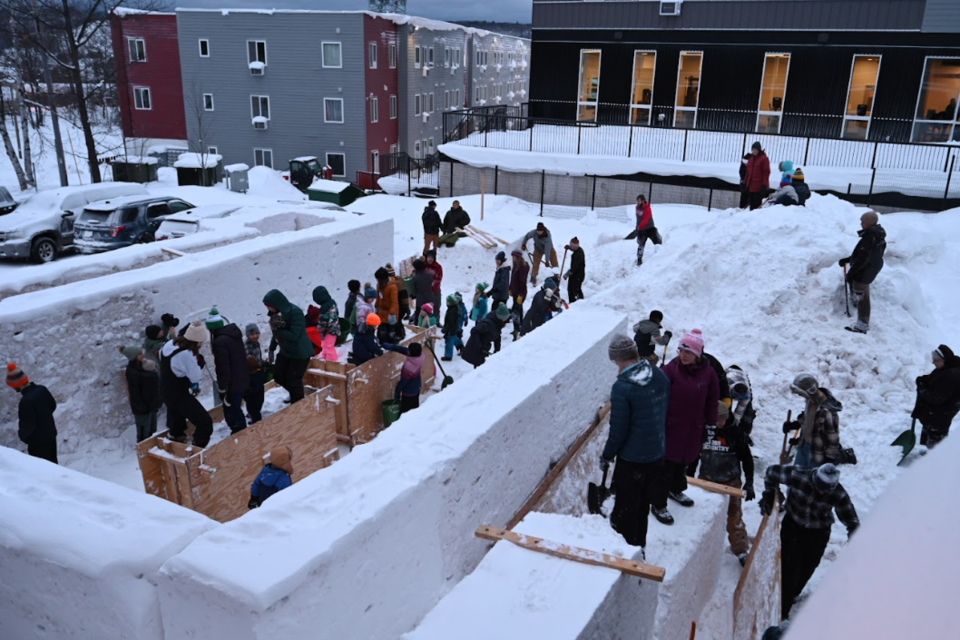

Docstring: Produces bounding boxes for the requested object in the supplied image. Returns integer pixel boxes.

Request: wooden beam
[507,401,612,529]
[161,247,186,258]
[686,476,747,499]
[475,525,665,582]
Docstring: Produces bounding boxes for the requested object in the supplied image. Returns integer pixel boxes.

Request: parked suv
[0,187,17,215]
[0,183,149,263]
[74,196,195,254]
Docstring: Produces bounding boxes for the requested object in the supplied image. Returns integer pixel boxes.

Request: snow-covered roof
[174,153,222,169]
[223,163,249,172]
[308,178,351,194]
[82,194,173,212]
[113,7,174,17]
[293,156,318,163]
[115,156,159,165]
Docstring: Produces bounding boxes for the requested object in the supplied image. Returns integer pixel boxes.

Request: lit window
[756,53,791,134]
[842,55,882,140]
[325,98,344,123]
[911,57,960,143]
[576,49,601,122]
[629,51,656,125]
[322,42,342,68]
[134,87,151,110]
[674,51,703,129]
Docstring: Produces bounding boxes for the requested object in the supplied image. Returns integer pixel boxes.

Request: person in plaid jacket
[782,373,842,468]
[760,463,859,619]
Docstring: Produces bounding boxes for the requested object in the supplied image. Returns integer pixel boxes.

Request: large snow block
[0,446,217,640]
[156,306,626,640]
[0,214,393,454]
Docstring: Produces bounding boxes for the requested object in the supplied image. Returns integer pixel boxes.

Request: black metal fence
[442,108,960,174]
[377,152,442,196]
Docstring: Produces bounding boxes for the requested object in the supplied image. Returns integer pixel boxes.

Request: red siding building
[363,15,400,179]
[111,10,187,148]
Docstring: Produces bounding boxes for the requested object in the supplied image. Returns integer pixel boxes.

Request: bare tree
[0,88,31,190]
[368,0,407,13]
[184,81,215,186]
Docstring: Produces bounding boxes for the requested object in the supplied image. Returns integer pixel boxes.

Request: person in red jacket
[744,142,771,210]
[635,194,657,267]
[425,250,443,321]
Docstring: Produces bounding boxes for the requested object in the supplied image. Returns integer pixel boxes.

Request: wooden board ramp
[475,525,666,582]
[687,476,747,499]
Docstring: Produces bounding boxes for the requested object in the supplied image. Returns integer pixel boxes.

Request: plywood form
[733,498,782,638]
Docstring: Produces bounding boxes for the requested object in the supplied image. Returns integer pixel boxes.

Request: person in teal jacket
[778,160,795,187]
[263,289,313,403]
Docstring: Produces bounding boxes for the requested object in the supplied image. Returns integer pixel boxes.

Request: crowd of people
[739,142,812,210]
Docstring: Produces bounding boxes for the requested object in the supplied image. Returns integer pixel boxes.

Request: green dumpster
[381,399,402,428]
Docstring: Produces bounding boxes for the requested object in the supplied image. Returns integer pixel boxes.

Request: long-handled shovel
[892,418,918,466]
[843,264,851,317]
[588,465,611,516]
[425,342,454,389]
[779,410,793,464]
[660,335,671,368]
[559,246,569,282]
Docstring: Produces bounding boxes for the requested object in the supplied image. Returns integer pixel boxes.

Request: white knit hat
[183,320,208,344]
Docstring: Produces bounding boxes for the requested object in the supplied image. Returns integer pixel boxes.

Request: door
[145,203,173,239]
[290,161,309,190]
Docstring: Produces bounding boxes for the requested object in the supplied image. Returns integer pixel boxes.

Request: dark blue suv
[73,195,194,253]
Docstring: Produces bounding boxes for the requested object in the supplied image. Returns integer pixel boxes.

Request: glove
[663,330,673,340]
[388,314,397,325]
[516,296,524,305]
[744,483,756,501]
[758,490,775,516]
[600,456,611,472]
[190,382,200,395]
[838,257,850,267]
[521,244,527,252]
[782,419,800,434]
[248,497,258,510]
[161,313,180,328]
[788,436,800,447]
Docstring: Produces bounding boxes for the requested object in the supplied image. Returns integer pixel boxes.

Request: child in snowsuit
[470,283,489,322]
[383,342,424,414]
[442,295,464,361]
[244,323,266,424]
[456,292,469,332]
[306,305,323,357]
[313,286,341,361]
[698,401,755,566]
[120,345,161,441]
[418,303,438,329]
[248,446,293,508]
[345,280,361,336]
[349,314,384,366]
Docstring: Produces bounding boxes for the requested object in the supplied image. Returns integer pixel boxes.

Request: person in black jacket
[839,211,886,334]
[462,305,510,368]
[411,259,435,321]
[206,307,251,435]
[520,277,563,337]
[422,201,442,255]
[913,345,960,448]
[120,346,161,441]
[485,251,511,311]
[348,314,384,366]
[738,153,751,209]
[563,237,585,302]
[6,363,58,463]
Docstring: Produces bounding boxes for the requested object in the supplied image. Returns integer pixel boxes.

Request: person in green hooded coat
[312,286,341,362]
[263,289,313,403]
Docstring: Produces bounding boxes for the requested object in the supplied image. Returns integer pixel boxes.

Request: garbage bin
[224,163,250,193]
[381,399,401,428]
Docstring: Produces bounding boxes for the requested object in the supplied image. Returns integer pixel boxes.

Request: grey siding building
[468,32,530,109]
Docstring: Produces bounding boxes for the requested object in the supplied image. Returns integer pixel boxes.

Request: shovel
[843,264,851,317]
[588,465,611,516]
[425,342,454,389]
[891,418,917,466]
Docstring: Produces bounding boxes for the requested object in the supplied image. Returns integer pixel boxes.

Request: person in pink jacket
[651,328,719,525]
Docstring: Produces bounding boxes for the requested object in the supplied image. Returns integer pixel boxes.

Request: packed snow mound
[247,166,306,200]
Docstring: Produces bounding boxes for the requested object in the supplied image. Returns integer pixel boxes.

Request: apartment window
[428,137,435,154]
[415,93,422,116]
[326,152,345,177]
[428,47,434,66]
[444,90,450,109]
[325,98,344,123]
[369,42,378,69]
[674,51,703,129]
[415,45,421,69]
[428,92,434,112]
[476,49,481,66]
[322,42,342,68]
[576,49,601,122]
[371,150,380,173]
[370,96,379,123]
[414,140,421,158]
[133,87,151,110]
[483,51,488,66]
[389,43,397,69]
[842,55,882,141]
[199,39,210,57]
[455,89,460,107]
[456,48,461,67]
[390,94,397,119]
[475,86,481,103]
[208,146,218,155]
[629,51,656,126]
[389,143,398,155]
[444,47,450,67]
[203,93,214,111]
[128,38,146,62]
[912,57,960,143]
[248,40,267,75]
[756,53,791,134]
[254,148,273,168]
[251,95,270,129]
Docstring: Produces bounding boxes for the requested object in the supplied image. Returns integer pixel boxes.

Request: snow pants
[320,334,338,361]
[851,281,871,328]
[443,334,463,359]
[530,248,558,284]
[27,438,58,464]
[134,411,158,442]
[399,394,420,415]
[224,391,247,434]
[780,514,831,619]
[245,371,266,423]
[920,422,951,448]
[725,478,750,556]
[610,458,663,548]
[423,233,439,256]
[652,459,689,509]
[166,392,214,448]
[748,191,765,210]
[274,354,310,404]
[567,275,584,302]
[636,233,648,266]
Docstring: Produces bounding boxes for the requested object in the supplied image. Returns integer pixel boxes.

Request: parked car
[73,196,195,254]
[0,182,149,263]
[0,187,18,215]
[154,204,243,240]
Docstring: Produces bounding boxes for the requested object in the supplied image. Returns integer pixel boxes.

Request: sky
[172,0,534,23]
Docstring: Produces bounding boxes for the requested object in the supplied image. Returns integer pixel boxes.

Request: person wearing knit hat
[348,314,384,366]
[208,311,251,435]
[461,300,510,368]
[601,334,670,549]
[744,141,771,210]
[160,323,214,447]
[521,222,558,286]
[653,328,720,523]
[344,280,362,337]
[791,166,810,205]
[312,286,342,362]
[382,341,426,415]
[183,320,209,344]
[411,258,435,324]
[760,462,859,619]
[441,294,464,361]
[633,310,672,367]
[783,372,844,469]
[385,263,411,322]
[249,446,294,508]
[487,250,511,312]
[7,363,59,464]
[121,345,161,441]
[470,282,490,322]
[417,302,437,329]
[509,251,530,340]
[374,268,402,343]
[205,306,226,331]
[424,250,444,322]
[563,237,586,302]
[519,276,562,337]
[142,325,168,365]
[913,344,960,449]
[838,210,886,334]
[354,285,378,334]
[244,323,266,424]
[495,304,511,321]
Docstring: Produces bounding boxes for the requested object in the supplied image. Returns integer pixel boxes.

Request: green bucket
[381,399,402,428]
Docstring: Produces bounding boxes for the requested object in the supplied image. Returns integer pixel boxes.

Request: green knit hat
[446,294,458,305]
[477,282,489,293]
[118,345,142,361]
[205,306,226,331]
[496,305,511,320]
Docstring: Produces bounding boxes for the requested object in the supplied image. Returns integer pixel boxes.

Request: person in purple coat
[651,328,719,525]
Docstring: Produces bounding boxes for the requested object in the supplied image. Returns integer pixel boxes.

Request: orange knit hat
[6,363,29,389]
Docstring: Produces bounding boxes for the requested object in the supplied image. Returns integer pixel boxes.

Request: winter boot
[441,356,452,362]
[737,551,750,567]
[167,433,187,444]
[650,505,674,525]
[844,321,868,334]
[668,491,695,507]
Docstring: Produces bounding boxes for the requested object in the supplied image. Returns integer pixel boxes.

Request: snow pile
[0,446,216,640]
[156,306,625,640]
[246,166,306,200]
[223,163,250,172]
[116,156,160,165]
[173,153,222,169]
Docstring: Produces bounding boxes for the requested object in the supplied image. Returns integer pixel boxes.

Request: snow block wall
[0,447,217,640]
[156,306,626,640]
[0,214,393,454]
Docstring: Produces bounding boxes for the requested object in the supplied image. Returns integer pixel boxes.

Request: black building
[530,0,960,142]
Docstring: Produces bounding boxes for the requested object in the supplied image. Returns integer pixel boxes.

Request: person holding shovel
[633,310,672,367]
[782,373,842,469]
[838,211,886,334]
[600,335,670,552]
[521,222,558,286]
[486,251,511,311]
[913,345,960,449]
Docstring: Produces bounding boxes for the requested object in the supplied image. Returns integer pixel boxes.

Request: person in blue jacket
[600,334,671,549]
[249,446,293,508]
[348,314,385,366]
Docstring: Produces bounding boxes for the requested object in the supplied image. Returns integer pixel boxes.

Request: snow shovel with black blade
[843,264,851,317]
[425,342,454,389]
[892,418,917,465]
[588,466,611,516]
[625,228,639,241]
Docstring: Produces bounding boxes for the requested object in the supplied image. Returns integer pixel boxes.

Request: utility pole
[32,2,68,186]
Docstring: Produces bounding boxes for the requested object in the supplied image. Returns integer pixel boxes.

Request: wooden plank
[475,525,665,582]
[162,247,186,258]
[686,476,747,499]
[733,496,782,638]
[507,401,612,529]
[136,433,167,498]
